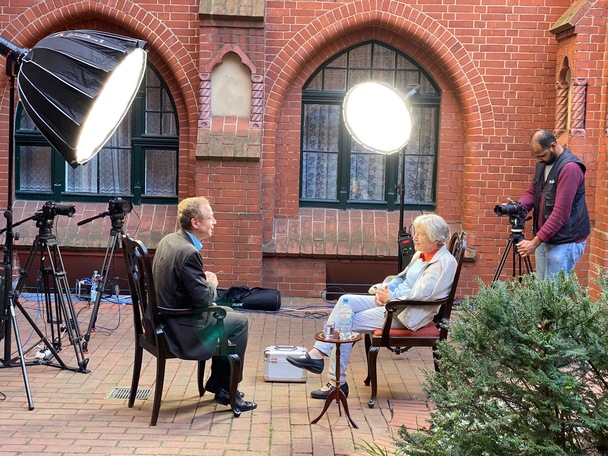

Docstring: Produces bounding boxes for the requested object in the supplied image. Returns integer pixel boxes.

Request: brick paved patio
[0,297,433,455]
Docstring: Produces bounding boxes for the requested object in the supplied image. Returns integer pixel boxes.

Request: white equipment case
[264,345,308,382]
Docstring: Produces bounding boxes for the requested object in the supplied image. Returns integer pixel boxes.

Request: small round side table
[310,331,362,428]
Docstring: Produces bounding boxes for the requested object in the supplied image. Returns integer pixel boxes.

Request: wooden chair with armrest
[121,234,241,425]
[364,231,466,408]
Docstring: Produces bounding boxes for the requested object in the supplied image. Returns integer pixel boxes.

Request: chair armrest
[157,305,228,319]
[385,298,446,312]
[379,298,448,345]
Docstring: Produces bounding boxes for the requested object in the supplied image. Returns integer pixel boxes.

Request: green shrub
[392,272,608,455]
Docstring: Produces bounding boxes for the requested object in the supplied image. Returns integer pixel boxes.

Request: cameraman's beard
[545,151,557,165]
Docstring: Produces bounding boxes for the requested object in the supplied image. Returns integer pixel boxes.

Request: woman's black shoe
[286,353,324,374]
[310,382,349,399]
[214,388,257,411]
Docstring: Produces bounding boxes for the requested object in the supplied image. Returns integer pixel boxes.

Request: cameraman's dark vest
[532,148,590,244]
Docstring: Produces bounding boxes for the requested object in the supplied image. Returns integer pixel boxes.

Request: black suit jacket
[152,229,219,360]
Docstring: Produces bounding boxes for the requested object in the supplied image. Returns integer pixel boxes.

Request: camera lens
[55,204,76,217]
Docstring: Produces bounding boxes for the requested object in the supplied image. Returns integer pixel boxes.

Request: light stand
[78,198,133,353]
[0,31,147,409]
[343,82,419,272]
[0,44,33,409]
[396,145,415,271]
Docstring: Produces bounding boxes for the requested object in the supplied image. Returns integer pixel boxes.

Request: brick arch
[262,1,493,242]
[265,1,492,136]
[0,0,199,192]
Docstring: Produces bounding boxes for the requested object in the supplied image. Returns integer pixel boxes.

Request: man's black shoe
[205,379,245,398]
[286,353,324,374]
[310,382,349,399]
[214,388,257,412]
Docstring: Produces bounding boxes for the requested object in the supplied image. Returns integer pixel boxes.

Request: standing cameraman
[504,130,590,280]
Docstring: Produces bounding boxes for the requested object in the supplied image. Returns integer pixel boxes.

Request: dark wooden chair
[121,234,241,425]
[364,231,467,408]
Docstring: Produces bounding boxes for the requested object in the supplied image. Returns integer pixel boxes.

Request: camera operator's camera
[494,201,525,217]
[108,197,133,215]
[42,201,76,218]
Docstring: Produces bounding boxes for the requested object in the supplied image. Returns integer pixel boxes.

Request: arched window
[300,41,440,210]
[15,65,178,204]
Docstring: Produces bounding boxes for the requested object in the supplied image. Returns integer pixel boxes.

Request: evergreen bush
[388,272,608,455]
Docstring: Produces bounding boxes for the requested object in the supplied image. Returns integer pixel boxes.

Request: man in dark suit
[152,196,256,411]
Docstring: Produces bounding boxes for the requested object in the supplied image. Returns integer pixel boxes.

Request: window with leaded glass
[14,65,178,204]
[301,41,440,210]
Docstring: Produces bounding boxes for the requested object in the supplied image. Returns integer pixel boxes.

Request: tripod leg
[83,233,119,352]
[7,299,34,409]
[492,239,515,283]
[44,241,89,373]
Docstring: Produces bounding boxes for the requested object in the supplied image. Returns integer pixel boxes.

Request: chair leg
[150,355,167,426]
[367,347,380,408]
[197,360,206,396]
[129,345,143,408]
[227,353,242,418]
[432,346,441,373]
[363,334,371,385]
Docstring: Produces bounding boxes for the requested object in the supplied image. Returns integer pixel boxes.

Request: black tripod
[492,215,534,283]
[79,205,129,353]
[1,205,90,386]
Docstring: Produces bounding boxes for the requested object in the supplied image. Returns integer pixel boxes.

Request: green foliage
[393,272,608,456]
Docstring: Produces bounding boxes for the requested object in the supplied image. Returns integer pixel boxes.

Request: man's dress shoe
[205,379,245,398]
[214,388,257,411]
[286,353,324,374]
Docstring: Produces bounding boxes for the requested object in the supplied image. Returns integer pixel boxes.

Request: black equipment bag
[216,286,281,311]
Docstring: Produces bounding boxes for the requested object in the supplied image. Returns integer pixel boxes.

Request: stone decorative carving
[199,73,211,128]
[570,77,587,137]
[554,80,569,138]
[251,75,264,129]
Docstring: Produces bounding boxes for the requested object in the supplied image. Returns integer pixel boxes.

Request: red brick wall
[2,0,607,300]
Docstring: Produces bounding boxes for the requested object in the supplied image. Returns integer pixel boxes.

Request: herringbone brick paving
[0,297,433,455]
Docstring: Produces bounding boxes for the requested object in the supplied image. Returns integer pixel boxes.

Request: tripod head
[77,197,133,234]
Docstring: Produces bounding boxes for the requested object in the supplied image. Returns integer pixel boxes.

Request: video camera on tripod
[78,197,133,352]
[493,200,528,231]
[77,197,132,228]
[31,202,76,233]
[492,200,534,282]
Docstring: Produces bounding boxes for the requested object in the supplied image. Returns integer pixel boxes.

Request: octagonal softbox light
[17,30,147,168]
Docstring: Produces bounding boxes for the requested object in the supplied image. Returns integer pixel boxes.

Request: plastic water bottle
[339,297,353,339]
[90,270,100,303]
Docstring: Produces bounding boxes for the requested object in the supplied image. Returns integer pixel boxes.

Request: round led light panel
[343,82,412,154]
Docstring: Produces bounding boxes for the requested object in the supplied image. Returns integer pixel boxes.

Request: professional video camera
[494,201,528,230]
[40,201,76,219]
[108,197,133,215]
[34,202,75,233]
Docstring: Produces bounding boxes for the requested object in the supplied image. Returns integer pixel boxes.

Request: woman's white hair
[413,213,450,244]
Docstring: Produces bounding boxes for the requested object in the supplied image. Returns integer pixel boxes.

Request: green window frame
[14,65,178,204]
[300,40,441,211]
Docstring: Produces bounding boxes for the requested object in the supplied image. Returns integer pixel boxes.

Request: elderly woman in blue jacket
[287,213,457,399]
